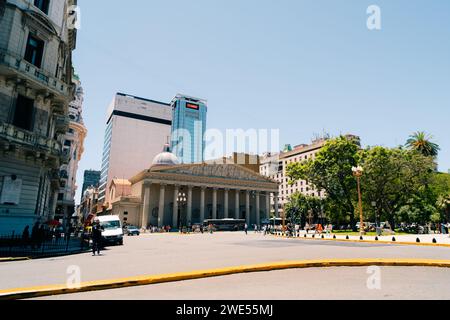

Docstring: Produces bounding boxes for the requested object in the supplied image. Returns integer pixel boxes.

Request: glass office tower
[171,95,208,164]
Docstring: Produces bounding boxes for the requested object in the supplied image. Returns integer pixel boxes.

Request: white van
[97,215,124,246]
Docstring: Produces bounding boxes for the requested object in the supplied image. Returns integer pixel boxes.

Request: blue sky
[73,0,450,202]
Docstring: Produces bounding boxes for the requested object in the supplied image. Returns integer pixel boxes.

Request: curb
[272,234,450,248]
[0,257,30,263]
[1,258,450,300]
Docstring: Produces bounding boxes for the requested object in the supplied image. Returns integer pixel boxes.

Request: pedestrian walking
[305,223,310,235]
[317,224,323,235]
[31,222,39,249]
[244,223,248,235]
[91,219,104,256]
[37,224,45,248]
[328,224,333,237]
[22,225,30,248]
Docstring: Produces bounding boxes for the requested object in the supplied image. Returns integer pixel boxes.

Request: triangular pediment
[154,164,275,184]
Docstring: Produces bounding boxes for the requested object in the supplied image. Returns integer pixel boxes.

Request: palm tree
[406,131,440,157]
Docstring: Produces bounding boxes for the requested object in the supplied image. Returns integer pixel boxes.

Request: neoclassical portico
[109,144,279,229]
[143,164,279,228]
[113,163,279,229]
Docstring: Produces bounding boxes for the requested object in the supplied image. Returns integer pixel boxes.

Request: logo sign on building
[186,103,199,110]
[1,176,22,205]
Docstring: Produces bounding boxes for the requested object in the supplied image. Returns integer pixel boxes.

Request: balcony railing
[55,115,70,133]
[0,49,70,97]
[0,122,63,158]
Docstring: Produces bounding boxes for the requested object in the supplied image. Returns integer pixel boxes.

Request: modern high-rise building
[0,0,77,234]
[170,94,207,164]
[98,93,172,207]
[80,170,101,202]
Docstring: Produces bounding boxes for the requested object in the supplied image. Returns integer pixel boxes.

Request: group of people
[20,222,75,249]
[304,223,334,236]
[146,225,172,233]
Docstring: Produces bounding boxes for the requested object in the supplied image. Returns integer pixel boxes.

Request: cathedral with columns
[108,144,279,229]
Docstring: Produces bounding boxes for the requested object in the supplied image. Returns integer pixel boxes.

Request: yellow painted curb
[272,234,450,248]
[0,257,30,262]
[1,258,450,300]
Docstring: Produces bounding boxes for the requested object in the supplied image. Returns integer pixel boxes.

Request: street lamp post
[177,191,187,231]
[352,166,365,236]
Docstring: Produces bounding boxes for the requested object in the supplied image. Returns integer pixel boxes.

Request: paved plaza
[1,232,450,299]
[35,267,450,300]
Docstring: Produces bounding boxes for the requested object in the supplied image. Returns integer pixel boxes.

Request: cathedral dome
[151,143,180,167]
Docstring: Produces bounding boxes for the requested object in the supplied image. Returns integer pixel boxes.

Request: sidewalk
[281,232,450,245]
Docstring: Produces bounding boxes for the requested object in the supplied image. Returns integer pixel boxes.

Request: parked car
[124,225,140,236]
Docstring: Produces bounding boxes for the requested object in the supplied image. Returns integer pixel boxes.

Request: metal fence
[0,233,90,258]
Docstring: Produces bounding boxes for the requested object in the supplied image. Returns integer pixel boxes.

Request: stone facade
[0,0,77,234]
[109,163,279,229]
[55,75,86,226]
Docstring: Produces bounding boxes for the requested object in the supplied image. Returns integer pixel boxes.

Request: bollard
[375,237,379,241]
[346,235,349,240]
[392,237,396,242]
[304,234,307,238]
[321,235,325,239]
[333,235,336,239]
[360,236,363,241]
[416,238,420,243]
[432,238,437,244]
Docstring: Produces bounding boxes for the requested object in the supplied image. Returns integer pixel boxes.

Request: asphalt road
[34,267,450,300]
[1,232,450,292]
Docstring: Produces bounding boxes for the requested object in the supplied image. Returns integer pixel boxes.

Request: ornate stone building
[109,145,279,229]
[55,74,86,226]
[0,0,78,233]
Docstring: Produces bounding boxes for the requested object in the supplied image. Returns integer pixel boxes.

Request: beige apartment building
[260,139,326,214]
[260,135,360,214]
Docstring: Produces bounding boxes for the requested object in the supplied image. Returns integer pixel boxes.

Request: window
[58,193,64,201]
[13,95,34,131]
[34,0,50,14]
[24,34,44,68]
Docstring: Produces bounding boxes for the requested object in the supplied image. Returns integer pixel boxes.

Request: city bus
[261,218,291,227]
[203,219,246,231]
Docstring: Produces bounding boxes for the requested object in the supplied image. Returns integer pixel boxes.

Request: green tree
[436,195,450,222]
[406,131,440,157]
[360,147,436,228]
[286,136,360,228]
[285,193,324,227]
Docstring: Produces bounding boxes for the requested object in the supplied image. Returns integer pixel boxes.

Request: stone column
[141,184,151,229]
[187,186,193,225]
[266,192,271,220]
[246,190,250,225]
[212,188,218,219]
[173,185,179,228]
[255,192,260,227]
[200,187,206,223]
[224,189,229,219]
[274,193,279,218]
[235,190,240,220]
[158,184,166,227]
